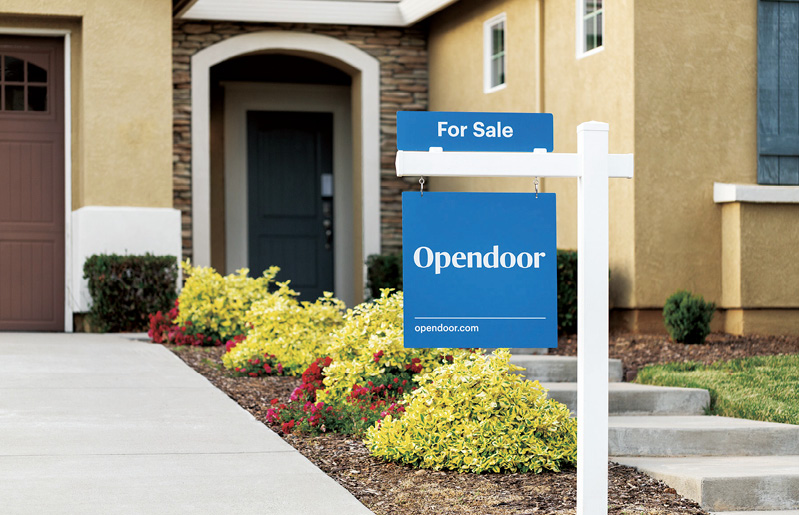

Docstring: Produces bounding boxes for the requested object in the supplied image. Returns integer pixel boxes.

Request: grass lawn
[635,354,799,425]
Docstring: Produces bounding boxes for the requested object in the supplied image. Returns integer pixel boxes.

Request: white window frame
[483,13,507,94]
[576,0,604,59]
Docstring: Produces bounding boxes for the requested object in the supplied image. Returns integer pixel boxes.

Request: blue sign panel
[397,111,553,152]
[402,192,557,349]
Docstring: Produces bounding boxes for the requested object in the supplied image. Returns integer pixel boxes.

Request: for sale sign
[402,192,557,348]
[397,111,553,152]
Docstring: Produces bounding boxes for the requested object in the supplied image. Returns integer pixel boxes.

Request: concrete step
[609,416,799,456]
[614,456,799,511]
[710,512,799,515]
[508,347,547,355]
[511,355,623,382]
[710,511,799,515]
[542,382,710,416]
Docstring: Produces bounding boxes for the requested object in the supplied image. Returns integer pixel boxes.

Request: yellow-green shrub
[222,283,346,374]
[365,349,577,474]
[175,261,278,344]
[318,290,475,404]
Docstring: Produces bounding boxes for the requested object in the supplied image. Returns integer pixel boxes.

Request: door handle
[324,220,333,249]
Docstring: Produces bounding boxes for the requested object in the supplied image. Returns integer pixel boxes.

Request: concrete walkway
[0,333,373,515]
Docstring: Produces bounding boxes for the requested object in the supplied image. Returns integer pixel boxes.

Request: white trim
[575,0,604,59]
[577,45,604,60]
[713,182,799,203]
[483,13,507,94]
[191,31,381,297]
[63,33,72,332]
[222,82,355,306]
[182,0,460,26]
[0,28,73,332]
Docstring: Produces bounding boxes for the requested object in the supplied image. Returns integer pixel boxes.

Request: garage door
[0,36,65,331]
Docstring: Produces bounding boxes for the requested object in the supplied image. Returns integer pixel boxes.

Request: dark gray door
[247,111,334,301]
[758,0,799,184]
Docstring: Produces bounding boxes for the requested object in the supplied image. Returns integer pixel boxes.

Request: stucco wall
[428,0,540,196]
[633,1,758,308]
[429,0,636,308]
[0,1,174,210]
[543,0,635,308]
[722,202,799,310]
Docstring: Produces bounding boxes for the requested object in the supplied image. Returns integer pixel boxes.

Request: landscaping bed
[171,345,707,515]
[551,332,799,380]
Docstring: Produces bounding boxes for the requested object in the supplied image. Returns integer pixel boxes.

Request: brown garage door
[0,36,65,331]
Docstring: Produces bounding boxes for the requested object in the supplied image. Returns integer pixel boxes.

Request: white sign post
[396,121,633,515]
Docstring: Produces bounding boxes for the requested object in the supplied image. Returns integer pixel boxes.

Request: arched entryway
[191,32,380,305]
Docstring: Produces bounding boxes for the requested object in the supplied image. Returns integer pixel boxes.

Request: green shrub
[556,249,578,334]
[317,290,475,404]
[222,283,346,374]
[365,349,577,474]
[83,254,178,332]
[174,261,278,345]
[366,254,402,300]
[663,290,715,344]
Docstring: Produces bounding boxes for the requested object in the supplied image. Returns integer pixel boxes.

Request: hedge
[83,254,178,332]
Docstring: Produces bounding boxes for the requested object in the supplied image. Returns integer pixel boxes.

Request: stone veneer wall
[172,21,429,261]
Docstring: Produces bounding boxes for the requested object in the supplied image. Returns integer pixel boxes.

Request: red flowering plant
[147,299,180,344]
[229,352,285,378]
[226,335,285,377]
[265,352,451,436]
[147,300,224,347]
[265,356,381,435]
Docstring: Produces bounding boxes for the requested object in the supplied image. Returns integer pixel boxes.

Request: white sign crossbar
[396,150,633,179]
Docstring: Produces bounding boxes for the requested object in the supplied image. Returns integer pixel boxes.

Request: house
[1,0,797,335]
[425,0,799,336]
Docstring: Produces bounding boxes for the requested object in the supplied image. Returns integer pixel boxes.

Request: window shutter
[758,0,799,185]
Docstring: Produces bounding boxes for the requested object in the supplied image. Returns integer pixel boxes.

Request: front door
[247,111,334,301]
[0,36,65,331]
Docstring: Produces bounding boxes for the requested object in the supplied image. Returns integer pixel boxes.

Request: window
[0,55,48,112]
[578,0,603,57]
[484,13,506,93]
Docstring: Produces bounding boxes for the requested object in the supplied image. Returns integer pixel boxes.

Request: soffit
[180,0,460,26]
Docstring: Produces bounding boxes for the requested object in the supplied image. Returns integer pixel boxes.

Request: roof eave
[179,0,460,27]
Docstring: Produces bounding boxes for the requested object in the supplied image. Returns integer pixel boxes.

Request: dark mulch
[169,343,712,515]
[551,332,799,380]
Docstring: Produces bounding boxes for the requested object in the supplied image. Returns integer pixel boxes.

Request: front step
[542,382,710,416]
[614,456,799,511]
[511,355,623,382]
[609,416,799,456]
